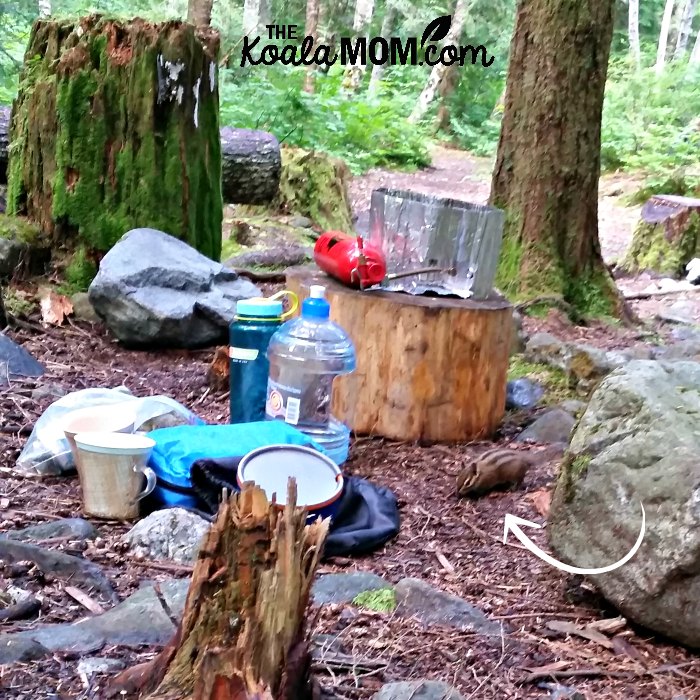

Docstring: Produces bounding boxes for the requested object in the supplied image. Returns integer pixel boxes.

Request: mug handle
[132,464,157,502]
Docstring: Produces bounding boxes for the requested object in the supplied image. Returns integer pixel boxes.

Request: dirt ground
[1,147,700,699]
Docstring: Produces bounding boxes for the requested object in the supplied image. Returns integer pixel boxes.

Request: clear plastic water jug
[265,285,355,462]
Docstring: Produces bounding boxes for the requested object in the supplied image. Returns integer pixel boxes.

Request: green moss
[564,266,620,318]
[557,451,592,502]
[3,288,36,317]
[61,246,97,293]
[0,214,44,245]
[352,588,396,613]
[8,16,223,260]
[274,146,353,232]
[508,355,575,404]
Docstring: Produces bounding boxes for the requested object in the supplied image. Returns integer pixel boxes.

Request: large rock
[311,572,390,606]
[88,228,260,348]
[123,508,210,564]
[373,681,464,700]
[0,332,44,385]
[549,360,700,648]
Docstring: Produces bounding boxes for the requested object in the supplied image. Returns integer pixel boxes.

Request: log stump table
[286,268,513,443]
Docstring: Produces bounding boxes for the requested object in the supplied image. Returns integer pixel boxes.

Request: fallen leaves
[524,488,552,518]
[40,290,73,326]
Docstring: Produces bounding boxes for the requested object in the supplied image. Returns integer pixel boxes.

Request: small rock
[524,332,567,370]
[30,383,67,402]
[70,292,100,323]
[516,408,575,445]
[123,508,210,565]
[670,326,700,342]
[658,337,700,360]
[312,572,390,605]
[393,578,506,642]
[289,215,313,228]
[538,682,585,700]
[372,680,464,700]
[23,624,105,655]
[510,310,526,355]
[2,518,97,543]
[77,656,126,675]
[558,399,586,417]
[0,637,48,664]
[0,332,44,384]
[657,300,696,325]
[506,378,544,410]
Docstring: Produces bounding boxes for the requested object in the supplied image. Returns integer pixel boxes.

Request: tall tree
[367,3,398,95]
[187,0,214,26]
[303,0,321,92]
[489,0,624,317]
[655,0,676,74]
[408,0,471,124]
[629,0,641,66]
[691,27,700,63]
[674,0,699,57]
[243,0,263,36]
[342,0,375,92]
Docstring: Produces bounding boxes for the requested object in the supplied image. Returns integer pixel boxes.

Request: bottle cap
[302,286,330,319]
[236,297,284,318]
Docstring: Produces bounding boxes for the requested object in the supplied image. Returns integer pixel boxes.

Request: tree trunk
[674,0,698,58]
[489,0,624,317]
[629,0,641,66]
[303,0,321,93]
[37,0,50,17]
[342,0,375,93]
[0,106,9,184]
[408,0,470,124]
[243,0,263,36]
[7,18,223,260]
[187,0,214,26]
[656,0,676,74]
[367,5,398,96]
[221,127,281,204]
[436,65,459,131]
[107,482,329,700]
[691,28,700,64]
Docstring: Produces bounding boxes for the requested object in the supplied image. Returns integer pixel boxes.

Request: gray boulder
[516,408,575,446]
[549,360,700,648]
[88,228,261,347]
[373,681,464,700]
[0,332,44,385]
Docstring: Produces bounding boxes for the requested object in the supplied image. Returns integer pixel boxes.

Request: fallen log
[0,104,280,205]
[107,481,329,700]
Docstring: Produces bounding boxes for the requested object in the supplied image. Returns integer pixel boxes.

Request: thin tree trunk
[303,0,321,93]
[436,65,459,130]
[243,0,263,36]
[342,0,375,92]
[187,0,214,27]
[674,0,698,58]
[691,28,700,63]
[629,0,641,66]
[408,0,470,124]
[367,5,398,96]
[37,0,51,17]
[489,0,625,318]
[656,0,676,74]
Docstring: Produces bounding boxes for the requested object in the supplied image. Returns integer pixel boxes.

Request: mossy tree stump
[7,16,223,260]
[287,269,513,443]
[622,195,700,277]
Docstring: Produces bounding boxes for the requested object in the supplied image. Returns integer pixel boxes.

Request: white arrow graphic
[503,503,646,575]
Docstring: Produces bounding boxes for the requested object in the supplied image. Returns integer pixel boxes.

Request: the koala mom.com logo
[240,15,494,69]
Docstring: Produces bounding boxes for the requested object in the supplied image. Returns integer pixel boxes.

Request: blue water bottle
[229,291,298,424]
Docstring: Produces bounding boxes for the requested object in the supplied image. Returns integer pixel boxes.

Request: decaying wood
[108,481,329,700]
[207,346,230,391]
[286,268,512,442]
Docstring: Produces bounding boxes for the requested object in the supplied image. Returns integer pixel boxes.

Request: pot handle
[133,465,157,502]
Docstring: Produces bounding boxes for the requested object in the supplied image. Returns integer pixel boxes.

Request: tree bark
[221,127,281,204]
[691,27,700,64]
[107,482,329,700]
[656,0,676,74]
[342,0,375,92]
[367,5,398,96]
[303,0,321,93]
[408,0,470,124]
[187,0,214,27]
[489,0,624,317]
[629,0,641,66]
[674,0,698,58]
[436,65,459,131]
[7,18,222,260]
[243,0,263,36]
[0,105,9,184]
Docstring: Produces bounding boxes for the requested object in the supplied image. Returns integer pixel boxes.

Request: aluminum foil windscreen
[368,188,505,299]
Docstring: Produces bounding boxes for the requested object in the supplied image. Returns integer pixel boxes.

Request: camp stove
[313,231,453,291]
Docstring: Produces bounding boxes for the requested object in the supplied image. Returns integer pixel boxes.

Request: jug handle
[270,290,299,320]
[132,465,157,503]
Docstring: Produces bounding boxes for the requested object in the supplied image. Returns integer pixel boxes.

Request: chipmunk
[456,448,534,498]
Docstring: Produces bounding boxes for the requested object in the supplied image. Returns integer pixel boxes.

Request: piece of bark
[0,106,9,183]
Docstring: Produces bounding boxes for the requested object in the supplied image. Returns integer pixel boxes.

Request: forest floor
[1,146,700,699]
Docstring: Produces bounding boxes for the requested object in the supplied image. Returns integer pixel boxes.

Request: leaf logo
[421,15,452,49]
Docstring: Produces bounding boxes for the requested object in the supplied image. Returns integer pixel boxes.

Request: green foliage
[63,246,97,292]
[3,287,35,317]
[352,588,397,613]
[220,65,429,174]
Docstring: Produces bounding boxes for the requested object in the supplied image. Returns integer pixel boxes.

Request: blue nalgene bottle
[229,291,297,424]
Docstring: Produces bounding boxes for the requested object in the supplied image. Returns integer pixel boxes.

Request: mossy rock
[622,197,700,277]
[0,214,50,278]
[273,146,353,233]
